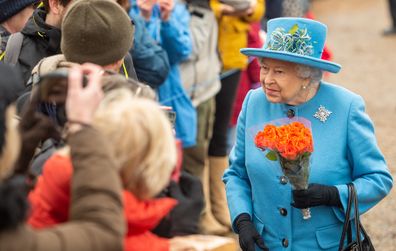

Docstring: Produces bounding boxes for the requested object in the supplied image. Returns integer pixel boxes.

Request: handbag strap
[338,184,354,251]
[352,184,375,250]
[350,184,363,248]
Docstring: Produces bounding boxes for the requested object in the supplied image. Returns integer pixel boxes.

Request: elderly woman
[224,18,393,251]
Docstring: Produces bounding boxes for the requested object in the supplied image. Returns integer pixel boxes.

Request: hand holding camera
[66,64,104,133]
[14,64,104,174]
[14,86,61,175]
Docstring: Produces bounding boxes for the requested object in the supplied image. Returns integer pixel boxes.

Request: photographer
[0,63,125,251]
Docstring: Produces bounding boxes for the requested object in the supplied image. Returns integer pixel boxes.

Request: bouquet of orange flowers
[255,122,314,219]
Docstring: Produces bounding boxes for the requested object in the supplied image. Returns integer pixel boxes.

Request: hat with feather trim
[241,17,341,73]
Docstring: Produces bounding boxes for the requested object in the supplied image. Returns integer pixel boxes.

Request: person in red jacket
[28,90,180,251]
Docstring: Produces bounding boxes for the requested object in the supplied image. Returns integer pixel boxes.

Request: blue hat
[241,17,341,73]
[0,0,39,23]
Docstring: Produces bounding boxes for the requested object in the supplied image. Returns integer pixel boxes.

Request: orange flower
[254,124,278,150]
[255,122,313,160]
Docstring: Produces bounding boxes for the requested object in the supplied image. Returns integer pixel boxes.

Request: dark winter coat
[17,8,61,85]
[130,14,170,88]
[0,25,10,59]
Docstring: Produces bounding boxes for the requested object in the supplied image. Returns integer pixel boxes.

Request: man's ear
[102,59,124,73]
[48,0,63,15]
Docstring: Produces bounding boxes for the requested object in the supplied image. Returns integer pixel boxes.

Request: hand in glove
[292,183,342,208]
[153,171,204,237]
[14,91,60,175]
[235,213,269,251]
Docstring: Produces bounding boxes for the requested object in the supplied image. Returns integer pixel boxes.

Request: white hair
[295,65,323,84]
[93,89,177,200]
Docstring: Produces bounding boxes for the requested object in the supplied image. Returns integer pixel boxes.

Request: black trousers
[208,70,241,157]
[390,0,396,27]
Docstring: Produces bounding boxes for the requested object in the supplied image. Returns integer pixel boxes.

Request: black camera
[160,106,176,127]
[35,68,87,126]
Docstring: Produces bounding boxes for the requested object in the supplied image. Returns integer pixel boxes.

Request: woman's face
[259,58,310,105]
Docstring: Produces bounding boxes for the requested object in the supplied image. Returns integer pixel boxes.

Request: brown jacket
[0,127,125,251]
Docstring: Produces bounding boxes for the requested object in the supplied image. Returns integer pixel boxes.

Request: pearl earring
[302,85,307,90]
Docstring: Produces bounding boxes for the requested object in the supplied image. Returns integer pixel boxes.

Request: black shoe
[382,27,396,36]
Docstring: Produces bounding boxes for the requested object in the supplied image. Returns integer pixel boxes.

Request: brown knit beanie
[61,0,134,66]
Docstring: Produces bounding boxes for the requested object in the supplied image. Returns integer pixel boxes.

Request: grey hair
[295,65,323,84]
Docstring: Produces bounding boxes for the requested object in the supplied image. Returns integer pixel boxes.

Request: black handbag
[338,183,375,251]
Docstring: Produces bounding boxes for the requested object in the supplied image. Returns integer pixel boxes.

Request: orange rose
[255,122,313,160]
[255,125,279,150]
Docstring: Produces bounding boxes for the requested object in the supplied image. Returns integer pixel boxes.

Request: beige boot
[199,160,229,235]
[209,156,232,229]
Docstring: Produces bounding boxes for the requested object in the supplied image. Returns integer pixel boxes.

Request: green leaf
[289,24,299,35]
[266,151,278,161]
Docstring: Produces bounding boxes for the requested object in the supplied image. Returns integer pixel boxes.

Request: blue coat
[224,82,393,250]
[129,13,170,88]
[129,1,197,148]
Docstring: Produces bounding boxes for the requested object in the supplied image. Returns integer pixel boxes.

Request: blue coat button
[279,208,287,216]
[282,238,289,247]
[280,176,288,184]
[287,109,295,118]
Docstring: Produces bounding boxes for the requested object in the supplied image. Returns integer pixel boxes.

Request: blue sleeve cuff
[333,184,350,222]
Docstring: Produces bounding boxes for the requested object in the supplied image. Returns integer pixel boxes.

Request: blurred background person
[178,0,226,235]
[260,0,283,31]
[4,0,73,83]
[384,0,396,35]
[117,0,171,88]
[129,0,197,150]
[281,0,309,18]
[228,21,263,152]
[207,0,264,232]
[0,0,40,60]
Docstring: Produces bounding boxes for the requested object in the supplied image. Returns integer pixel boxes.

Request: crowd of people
[0,0,393,250]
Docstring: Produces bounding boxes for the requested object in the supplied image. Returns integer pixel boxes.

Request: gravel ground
[312,0,396,249]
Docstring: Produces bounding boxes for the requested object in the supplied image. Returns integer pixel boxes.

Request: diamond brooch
[314,105,332,123]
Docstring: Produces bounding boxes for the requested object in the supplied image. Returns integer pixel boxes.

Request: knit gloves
[235,213,269,251]
[292,183,342,208]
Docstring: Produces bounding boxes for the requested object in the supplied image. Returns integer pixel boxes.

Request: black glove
[152,171,204,237]
[0,175,30,231]
[292,183,342,208]
[13,92,61,175]
[235,213,269,251]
